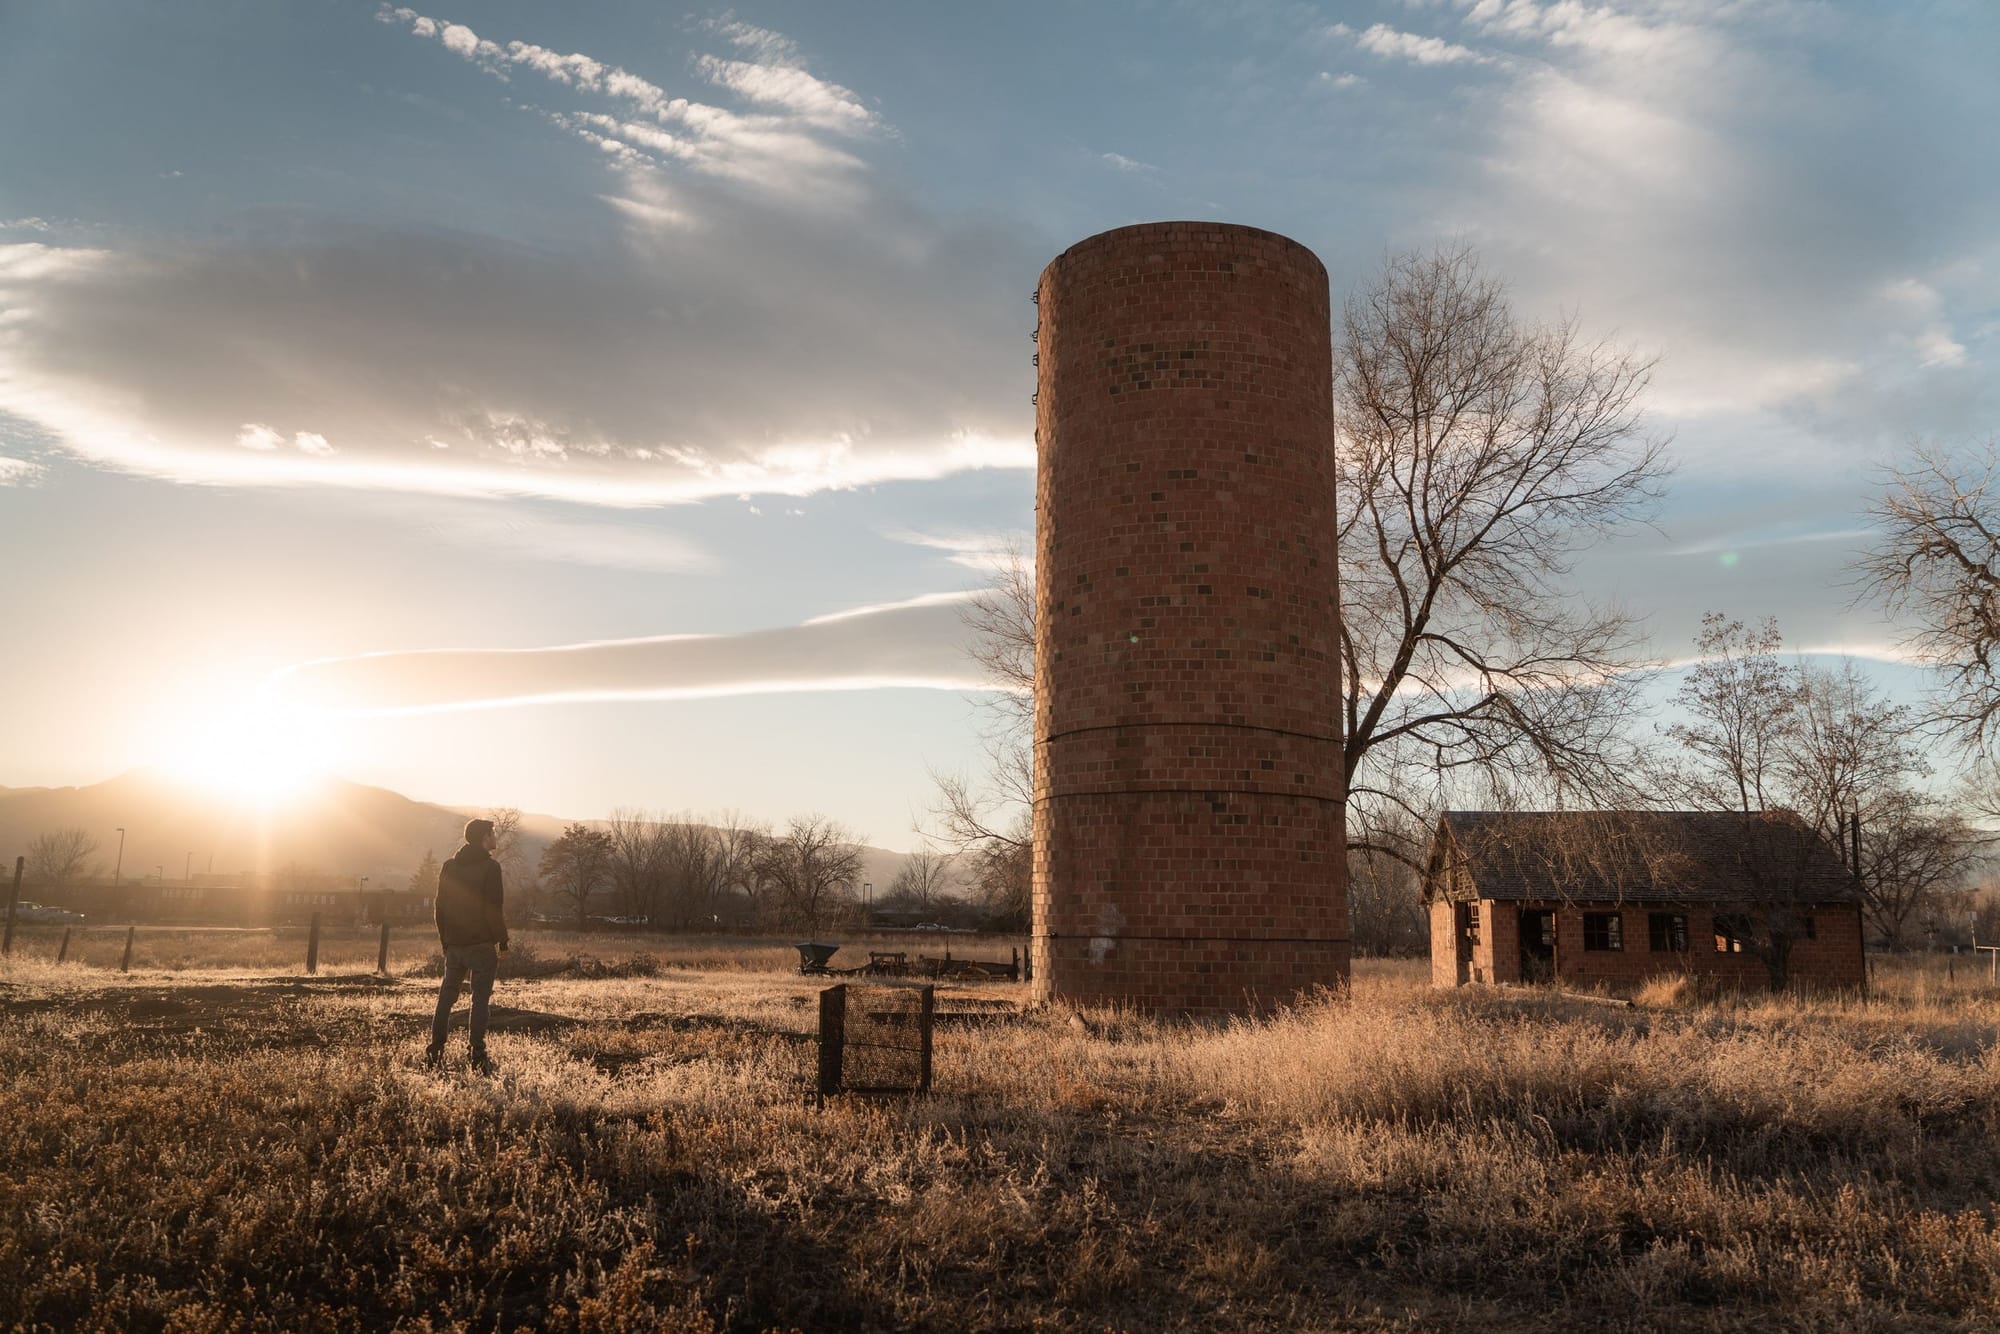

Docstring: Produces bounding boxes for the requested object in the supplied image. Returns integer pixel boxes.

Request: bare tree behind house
[1660,614,1799,812]
[1662,613,1984,963]
[1857,789,1985,948]
[25,828,99,888]
[944,247,1668,876]
[1860,442,2000,757]
[539,823,615,930]
[753,815,864,932]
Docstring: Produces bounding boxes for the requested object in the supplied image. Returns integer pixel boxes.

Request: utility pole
[184,852,193,882]
[113,826,125,887]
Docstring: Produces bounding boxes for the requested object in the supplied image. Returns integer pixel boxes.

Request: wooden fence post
[306,912,321,975]
[120,926,136,973]
[816,983,846,1098]
[57,927,72,964]
[918,984,935,1094]
[2,855,21,956]
[377,920,391,975]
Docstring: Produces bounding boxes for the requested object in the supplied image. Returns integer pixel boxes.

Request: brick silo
[1030,221,1349,1017]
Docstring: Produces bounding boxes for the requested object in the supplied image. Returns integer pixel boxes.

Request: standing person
[426,818,509,1073]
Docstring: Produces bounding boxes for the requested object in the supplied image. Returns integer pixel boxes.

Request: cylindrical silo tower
[1031,221,1349,1016]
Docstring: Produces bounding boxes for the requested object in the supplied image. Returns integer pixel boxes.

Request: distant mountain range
[0,771,912,891]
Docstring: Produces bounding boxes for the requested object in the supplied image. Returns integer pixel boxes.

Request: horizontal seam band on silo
[1040,722,1340,746]
[1033,789,1344,805]
[1035,933,1354,944]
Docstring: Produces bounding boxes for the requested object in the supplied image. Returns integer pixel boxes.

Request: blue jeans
[430,943,498,1054]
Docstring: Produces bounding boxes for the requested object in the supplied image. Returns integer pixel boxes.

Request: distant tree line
[518,812,983,934]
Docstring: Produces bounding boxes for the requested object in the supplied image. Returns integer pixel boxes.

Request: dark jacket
[436,843,508,949]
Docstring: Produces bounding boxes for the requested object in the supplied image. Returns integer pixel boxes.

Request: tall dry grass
[4,949,2000,1329]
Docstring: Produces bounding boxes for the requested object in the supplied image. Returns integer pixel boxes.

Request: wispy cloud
[276,594,982,714]
[1100,152,1159,175]
[0,455,42,485]
[377,6,875,196]
[882,528,1030,573]
[1343,22,1493,66]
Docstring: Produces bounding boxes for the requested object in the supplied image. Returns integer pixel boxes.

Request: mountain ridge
[0,771,911,891]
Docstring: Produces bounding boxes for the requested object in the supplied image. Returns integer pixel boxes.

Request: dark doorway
[1518,909,1556,984]
[1455,904,1477,984]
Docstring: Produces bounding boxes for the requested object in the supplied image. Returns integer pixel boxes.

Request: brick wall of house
[1430,900,1458,988]
[1539,901,1868,992]
[1030,221,1348,1016]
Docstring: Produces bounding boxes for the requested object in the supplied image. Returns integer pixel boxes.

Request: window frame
[1582,911,1624,952]
[1648,911,1689,953]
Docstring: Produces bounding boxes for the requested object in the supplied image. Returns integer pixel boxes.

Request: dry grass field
[5,928,2000,1331]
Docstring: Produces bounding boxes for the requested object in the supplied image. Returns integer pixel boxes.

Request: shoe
[422,1046,445,1070]
[469,1049,496,1076]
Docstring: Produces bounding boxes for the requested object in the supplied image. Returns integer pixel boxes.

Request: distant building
[1424,810,1867,993]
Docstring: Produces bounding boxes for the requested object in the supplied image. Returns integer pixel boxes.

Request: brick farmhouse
[1425,810,1867,993]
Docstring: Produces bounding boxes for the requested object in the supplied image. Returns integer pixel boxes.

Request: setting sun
[156,697,343,804]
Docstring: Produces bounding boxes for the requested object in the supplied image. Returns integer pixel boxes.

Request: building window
[1648,912,1688,953]
[1583,912,1623,951]
[1714,913,1751,954]
[1464,906,1481,946]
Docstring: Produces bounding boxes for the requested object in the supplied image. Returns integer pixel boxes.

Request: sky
[1,0,1995,850]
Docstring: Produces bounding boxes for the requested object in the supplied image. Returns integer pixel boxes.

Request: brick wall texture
[1030,221,1350,1017]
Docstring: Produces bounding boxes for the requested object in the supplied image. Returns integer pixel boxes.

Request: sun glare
[160,698,342,804]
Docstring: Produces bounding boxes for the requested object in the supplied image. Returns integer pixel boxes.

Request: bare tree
[1662,613,1983,959]
[656,816,723,932]
[1859,442,2000,755]
[883,847,958,916]
[408,849,440,898]
[483,807,528,881]
[539,823,615,930]
[929,541,1035,880]
[605,808,668,922]
[1336,247,1667,861]
[1658,614,1800,812]
[710,811,768,929]
[753,815,864,933]
[1858,790,1983,948]
[25,828,98,888]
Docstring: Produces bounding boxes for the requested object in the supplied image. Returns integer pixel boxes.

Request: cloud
[1390,0,2000,440]
[1318,71,1365,89]
[1349,22,1493,65]
[0,13,1041,507]
[404,499,715,573]
[0,455,42,485]
[379,7,872,197]
[274,592,985,714]
[883,528,1031,573]
[1100,152,1159,174]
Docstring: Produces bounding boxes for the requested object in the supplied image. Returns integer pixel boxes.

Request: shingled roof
[1426,810,1862,906]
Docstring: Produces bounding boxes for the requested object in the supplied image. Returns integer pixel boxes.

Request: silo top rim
[1041,220,1326,286]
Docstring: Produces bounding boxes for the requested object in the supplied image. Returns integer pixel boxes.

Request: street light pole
[113,827,125,887]
[184,852,193,882]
